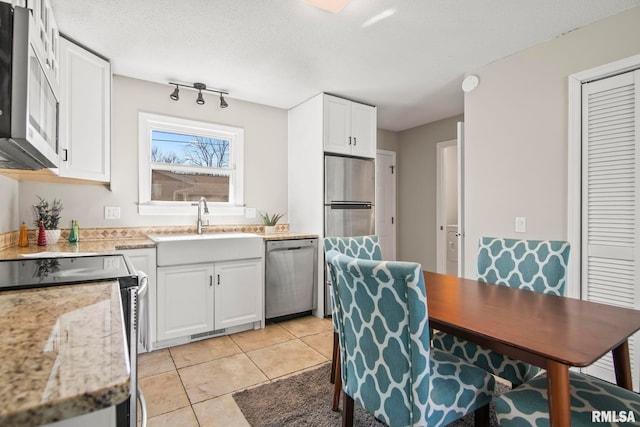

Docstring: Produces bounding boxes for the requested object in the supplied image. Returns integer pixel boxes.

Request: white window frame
[138,112,245,215]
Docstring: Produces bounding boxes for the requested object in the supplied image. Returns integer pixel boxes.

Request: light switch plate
[515,216,526,233]
[245,207,257,219]
[104,206,121,219]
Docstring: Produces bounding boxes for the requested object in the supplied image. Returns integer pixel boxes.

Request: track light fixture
[168,81,230,108]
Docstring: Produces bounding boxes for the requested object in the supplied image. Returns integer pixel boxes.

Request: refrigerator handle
[329,202,372,209]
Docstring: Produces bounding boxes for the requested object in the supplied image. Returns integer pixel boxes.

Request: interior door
[457,122,466,277]
[581,69,640,390]
[376,150,396,259]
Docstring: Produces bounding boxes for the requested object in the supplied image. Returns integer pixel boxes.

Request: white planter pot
[44,229,61,245]
[264,226,277,234]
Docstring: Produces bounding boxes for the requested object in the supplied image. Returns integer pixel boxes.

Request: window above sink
[138,112,245,216]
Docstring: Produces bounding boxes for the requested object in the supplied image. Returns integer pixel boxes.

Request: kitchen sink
[148,233,264,266]
[147,233,257,242]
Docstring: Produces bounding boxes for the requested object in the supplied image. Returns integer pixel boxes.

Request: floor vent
[191,329,225,340]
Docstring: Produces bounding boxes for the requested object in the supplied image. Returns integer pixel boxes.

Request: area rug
[233,363,507,426]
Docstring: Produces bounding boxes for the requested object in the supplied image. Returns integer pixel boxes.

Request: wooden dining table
[423,270,640,427]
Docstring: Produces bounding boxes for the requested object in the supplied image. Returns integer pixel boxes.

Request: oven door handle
[138,386,148,427]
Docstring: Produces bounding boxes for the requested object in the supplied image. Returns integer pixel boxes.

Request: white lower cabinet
[157,258,263,343]
[214,259,262,329]
[157,263,214,341]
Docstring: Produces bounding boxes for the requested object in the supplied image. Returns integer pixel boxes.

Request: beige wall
[463,6,640,277]
[17,76,289,229]
[397,114,462,269]
[0,175,19,233]
[377,129,399,152]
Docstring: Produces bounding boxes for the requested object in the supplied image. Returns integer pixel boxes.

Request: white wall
[0,175,19,233]
[396,115,462,269]
[463,6,640,278]
[18,75,289,229]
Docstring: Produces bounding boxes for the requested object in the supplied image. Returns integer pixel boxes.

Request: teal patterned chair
[432,237,571,387]
[322,235,382,411]
[325,250,495,427]
[496,371,640,426]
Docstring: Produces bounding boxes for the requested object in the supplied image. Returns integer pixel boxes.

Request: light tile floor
[138,315,333,427]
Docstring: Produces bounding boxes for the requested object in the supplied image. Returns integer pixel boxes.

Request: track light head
[194,83,206,105]
[196,90,205,105]
[170,85,179,101]
[219,94,228,109]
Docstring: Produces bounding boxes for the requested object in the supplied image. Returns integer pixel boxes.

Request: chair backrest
[477,237,570,295]
[325,249,430,426]
[322,235,382,261]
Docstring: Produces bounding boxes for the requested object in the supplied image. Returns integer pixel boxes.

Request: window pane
[151,170,230,202]
[151,130,230,168]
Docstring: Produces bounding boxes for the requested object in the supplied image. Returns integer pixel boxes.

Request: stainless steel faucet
[192,197,209,234]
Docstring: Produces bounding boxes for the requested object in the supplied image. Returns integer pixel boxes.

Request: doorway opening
[436,139,458,275]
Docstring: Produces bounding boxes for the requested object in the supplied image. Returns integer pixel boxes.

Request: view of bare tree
[151,146,181,164]
[184,137,230,168]
[151,136,229,168]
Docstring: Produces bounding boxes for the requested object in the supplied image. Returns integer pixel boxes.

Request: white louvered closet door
[582,69,640,390]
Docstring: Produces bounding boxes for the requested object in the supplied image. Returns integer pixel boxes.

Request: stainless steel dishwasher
[265,238,318,320]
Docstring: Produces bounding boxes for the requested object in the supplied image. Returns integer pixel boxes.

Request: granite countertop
[0,282,130,427]
[0,232,320,260]
[0,238,155,260]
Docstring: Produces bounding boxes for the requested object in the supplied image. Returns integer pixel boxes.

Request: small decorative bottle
[37,221,47,246]
[18,222,29,247]
[68,220,78,243]
[74,220,80,242]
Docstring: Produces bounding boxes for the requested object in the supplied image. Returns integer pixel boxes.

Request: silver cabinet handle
[217,274,221,286]
[209,276,213,286]
[348,136,352,145]
[62,148,68,161]
[353,137,356,146]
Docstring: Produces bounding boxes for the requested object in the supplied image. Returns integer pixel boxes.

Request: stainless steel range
[0,254,148,427]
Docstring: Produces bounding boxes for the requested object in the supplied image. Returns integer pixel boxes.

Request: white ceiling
[49,0,640,131]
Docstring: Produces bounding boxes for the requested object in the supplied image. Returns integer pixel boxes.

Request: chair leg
[342,392,354,427]
[330,331,339,384]
[474,403,490,427]
[332,353,341,412]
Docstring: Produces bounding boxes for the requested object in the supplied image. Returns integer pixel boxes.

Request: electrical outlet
[245,207,257,219]
[104,206,121,219]
[515,216,526,233]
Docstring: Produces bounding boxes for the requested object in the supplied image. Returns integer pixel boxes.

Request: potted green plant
[259,211,284,234]
[32,196,63,244]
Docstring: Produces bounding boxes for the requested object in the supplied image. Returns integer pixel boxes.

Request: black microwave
[0,3,59,170]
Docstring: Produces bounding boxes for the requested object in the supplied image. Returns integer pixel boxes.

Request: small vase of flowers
[33,196,63,245]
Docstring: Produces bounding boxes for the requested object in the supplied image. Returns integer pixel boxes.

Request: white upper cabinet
[31,0,60,83]
[323,94,376,158]
[58,37,111,182]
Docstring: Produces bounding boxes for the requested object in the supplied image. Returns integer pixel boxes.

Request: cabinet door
[214,259,262,329]
[58,37,111,182]
[323,95,351,155]
[157,264,214,341]
[350,102,377,158]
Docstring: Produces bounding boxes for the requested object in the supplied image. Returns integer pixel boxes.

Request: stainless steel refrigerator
[324,154,375,313]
